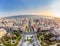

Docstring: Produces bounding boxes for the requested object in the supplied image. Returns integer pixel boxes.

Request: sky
[0,0,60,17]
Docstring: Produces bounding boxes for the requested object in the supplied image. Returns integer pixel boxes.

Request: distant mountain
[5,15,55,19]
[6,15,42,18]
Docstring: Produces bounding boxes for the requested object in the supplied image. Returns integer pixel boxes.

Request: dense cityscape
[0,15,60,46]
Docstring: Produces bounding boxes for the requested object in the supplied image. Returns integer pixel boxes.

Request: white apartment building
[11,26,19,31]
[0,28,7,38]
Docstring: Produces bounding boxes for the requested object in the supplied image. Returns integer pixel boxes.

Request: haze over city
[0,0,60,17]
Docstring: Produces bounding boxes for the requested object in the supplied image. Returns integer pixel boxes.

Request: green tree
[57,44,60,46]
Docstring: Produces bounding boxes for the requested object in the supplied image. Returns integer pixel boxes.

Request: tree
[57,44,60,46]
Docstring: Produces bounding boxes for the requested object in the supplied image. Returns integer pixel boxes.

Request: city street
[18,32,40,46]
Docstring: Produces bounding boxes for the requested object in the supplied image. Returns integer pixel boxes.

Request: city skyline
[0,0,60,46]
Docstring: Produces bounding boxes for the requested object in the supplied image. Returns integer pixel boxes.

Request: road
[17,32,40,46]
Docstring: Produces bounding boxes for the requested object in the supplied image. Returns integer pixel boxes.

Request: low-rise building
[51,28,60,37]
[0,28,7,38]
[7,33,17,39]
[11,26,19,31]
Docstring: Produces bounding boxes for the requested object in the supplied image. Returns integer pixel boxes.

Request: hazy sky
[0,0,60,17]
